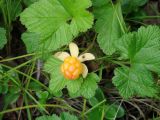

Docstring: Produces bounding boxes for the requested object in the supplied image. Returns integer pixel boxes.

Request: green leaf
[68,90,81,98]
[28,81,42,92]
[36,114,61,120]
[53,91,63,97]
[44,57,62,73]
[88,106,105,120]
[94,2,125,55]
[79,73,99,99]
[122,0,148,14]
[36,91,49,104]
[44,57,67,93]
[22,32,40,53]
[89,88,105,106]
[4,93,20,106]
[92,0,109,7]
[0,72,9,94]
[113,26,160,99]
[0,27,7,49]
[105,104,125,119]
[61,112,78,120]
[23,0,39,6]
[20,0,93,52]
[66,77,83,94]
[117,26,160,73]
[36,112,78,120]
[113,65,158,99]
[50,75,67,94]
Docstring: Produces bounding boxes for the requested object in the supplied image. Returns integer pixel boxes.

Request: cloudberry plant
[54,42,95,80]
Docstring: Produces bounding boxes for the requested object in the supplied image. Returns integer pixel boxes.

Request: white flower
[54,42,95,80]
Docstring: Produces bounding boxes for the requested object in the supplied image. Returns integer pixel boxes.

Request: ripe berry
[61,56,83,80]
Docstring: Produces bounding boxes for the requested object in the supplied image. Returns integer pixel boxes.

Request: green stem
[0,104,80,115]
[99,64,103,80]
[110,60,129,67]
[24,95,32,120]
[0,53,36,63]
[110,0,127,34]
[1,58,35,79]
[131,16,160,20]
[101,105,105,120]
[81,98,87,120]
[113,100,123,120]
[126,19,147,26]
[94,56,113,61]
[82,99,106,116]
[25,61,36,90]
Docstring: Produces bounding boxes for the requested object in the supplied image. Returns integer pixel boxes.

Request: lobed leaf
[113,26,160,99]
[94,2,125,55]
[22,32,40,53]
[36,112,78,120]
[92,0,109,7]
[20,0,94,52]
[60,112,78,120]
[44,57,67,93]
[66,77,83,94]
[113,65,158,99]
[79,73,100,99]
[36,114,61,120]
[116,26,160,73]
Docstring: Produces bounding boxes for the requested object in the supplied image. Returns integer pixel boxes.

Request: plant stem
[113,100,123,120]
[131,16,160,20]
[0,53,36,63]
[0,104,80,115]
[82,99,106,116]
[24,95,32,120]
[81,98,87,120]
[110,0,127,34]
[101,105,105,120]
[1,58,35,80]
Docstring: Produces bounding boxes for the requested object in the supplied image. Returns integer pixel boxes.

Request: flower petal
[69,42,79,57]
[78,53,95,62]
[54,52,70,61]
[82,64,88,78]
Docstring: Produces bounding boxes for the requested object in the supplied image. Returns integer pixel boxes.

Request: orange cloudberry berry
[61,56,83,80]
